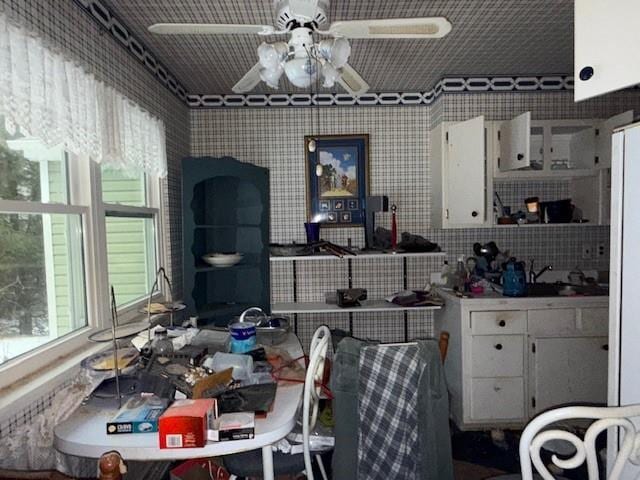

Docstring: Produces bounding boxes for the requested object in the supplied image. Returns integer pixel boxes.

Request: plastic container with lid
[203,352,253,380]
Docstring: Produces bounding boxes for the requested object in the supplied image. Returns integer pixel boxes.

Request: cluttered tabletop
[54,312,310,461]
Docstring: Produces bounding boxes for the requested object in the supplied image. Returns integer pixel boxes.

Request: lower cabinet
[530,336,608,414]
[435,297,609,430]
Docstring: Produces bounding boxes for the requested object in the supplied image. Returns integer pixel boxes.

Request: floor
[452,429,522,475]
[451,428,603,480]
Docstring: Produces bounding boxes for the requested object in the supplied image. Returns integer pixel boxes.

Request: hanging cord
[315,33,321,134]
[304,44,314,137]
[270,353,334,400]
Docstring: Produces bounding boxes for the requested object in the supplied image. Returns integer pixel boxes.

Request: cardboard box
[208,412,255,442]
[106,395,169,435]
[159,399,218,449]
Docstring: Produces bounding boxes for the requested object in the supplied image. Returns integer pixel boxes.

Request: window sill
[0,307,172,423]
[0,340,108,425]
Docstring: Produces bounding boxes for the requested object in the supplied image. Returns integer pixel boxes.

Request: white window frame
[94,164,167,324]
[0,150,169,390]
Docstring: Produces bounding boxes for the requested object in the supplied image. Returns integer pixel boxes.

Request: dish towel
[357,344,421,479]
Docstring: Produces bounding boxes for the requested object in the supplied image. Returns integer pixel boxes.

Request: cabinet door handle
[471,210,478,217]
[495,344,503,350]
[498,320,506,327]
[602,344,609,351]
[517,153,524,160]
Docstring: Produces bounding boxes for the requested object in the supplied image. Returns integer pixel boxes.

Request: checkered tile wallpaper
[1,0,190,298]
[192,89,640,346]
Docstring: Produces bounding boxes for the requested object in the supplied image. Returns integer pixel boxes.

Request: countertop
[436,287,609,308]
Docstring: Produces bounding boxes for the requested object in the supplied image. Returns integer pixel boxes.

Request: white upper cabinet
[575,1,640,101]
[495,111,634,178]
[595,110,634,169]
[498,112,531,171]
[430,116,492,229]
[446,116,487,227]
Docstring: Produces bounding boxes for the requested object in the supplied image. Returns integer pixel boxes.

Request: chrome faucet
[529,259,553,283]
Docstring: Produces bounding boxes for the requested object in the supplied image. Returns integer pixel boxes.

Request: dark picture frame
[305,134,369,227]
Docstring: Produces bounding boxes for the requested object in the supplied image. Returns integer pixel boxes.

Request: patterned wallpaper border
[72,0,188,102]
[72,1,574,109]
[185,76,574,108]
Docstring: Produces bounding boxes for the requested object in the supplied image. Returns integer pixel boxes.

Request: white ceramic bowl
[201,252,243,268]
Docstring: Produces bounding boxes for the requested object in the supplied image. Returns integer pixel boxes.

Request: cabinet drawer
[528,308,576,336]
[470,377,525,420]
[579,307,608,336]
[470,310,526,335]
[471,335,524,377]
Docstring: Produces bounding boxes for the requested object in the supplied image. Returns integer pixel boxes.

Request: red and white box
[159,399,218,449]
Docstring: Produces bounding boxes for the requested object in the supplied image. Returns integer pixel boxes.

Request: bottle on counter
[454,255,468,291]
[151,327,174,356]
[441,260,452,287]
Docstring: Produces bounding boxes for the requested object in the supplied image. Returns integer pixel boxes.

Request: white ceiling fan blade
[148,23,278,36]
[337,64,369,96]
[232,63,263,93]
[326,17,452,39]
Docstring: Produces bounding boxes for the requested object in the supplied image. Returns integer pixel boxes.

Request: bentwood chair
[224,326,332,480]
[492,404,640,479]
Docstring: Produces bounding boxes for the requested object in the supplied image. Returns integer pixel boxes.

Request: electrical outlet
[597,242,607,257]
[582,243,593,259]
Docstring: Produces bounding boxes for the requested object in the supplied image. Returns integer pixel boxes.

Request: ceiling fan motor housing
[275,0,329,30]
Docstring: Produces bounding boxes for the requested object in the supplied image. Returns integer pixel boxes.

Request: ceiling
[103,0,574,95]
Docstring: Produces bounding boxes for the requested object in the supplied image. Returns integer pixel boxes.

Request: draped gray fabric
[331,338,453,480]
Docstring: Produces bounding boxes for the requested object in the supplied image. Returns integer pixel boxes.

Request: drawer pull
[602,344,609,351]
[498,320,506,327]
[495,343,503,351]
[493,386,501,392]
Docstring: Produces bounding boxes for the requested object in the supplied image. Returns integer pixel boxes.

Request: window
[0,118,165,371]
[0,119,87,366]
[101,166,159,309]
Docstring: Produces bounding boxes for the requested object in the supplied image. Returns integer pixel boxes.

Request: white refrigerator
[609,121,640,477]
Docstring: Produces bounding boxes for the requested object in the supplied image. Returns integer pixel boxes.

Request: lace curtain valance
[0,13,167,177]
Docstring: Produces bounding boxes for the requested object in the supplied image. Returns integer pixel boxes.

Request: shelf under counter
[270,251,446,262]
[272,300,443,314]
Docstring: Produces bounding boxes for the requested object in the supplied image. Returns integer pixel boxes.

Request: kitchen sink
[525,282,608,297]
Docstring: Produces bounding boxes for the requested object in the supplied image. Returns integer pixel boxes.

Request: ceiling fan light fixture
[258,42,288,70]
[329,37,351,68]
[317,39,333,60]
[321,62,340,88]
[259,65,284,89]
[283,57,318,88]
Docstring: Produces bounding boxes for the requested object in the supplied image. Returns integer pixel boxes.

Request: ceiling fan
[148,0,452,96]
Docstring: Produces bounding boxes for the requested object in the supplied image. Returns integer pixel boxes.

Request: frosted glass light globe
[322,62,340,88]
[258,42,288,70]
[330,38,351,68]
[284,57,317,88]
[260,65,284,89]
